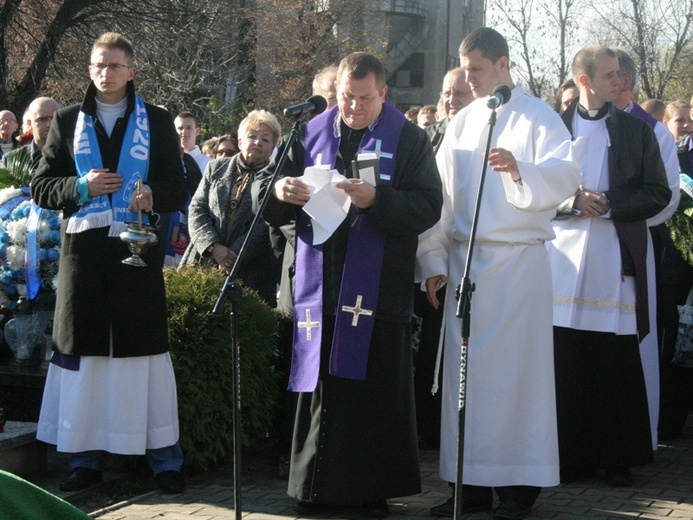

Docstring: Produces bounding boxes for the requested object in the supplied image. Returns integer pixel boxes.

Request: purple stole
[628,102,658,130]
[619,102,656,339]
[608,149,650,339]
[289,103,405,392]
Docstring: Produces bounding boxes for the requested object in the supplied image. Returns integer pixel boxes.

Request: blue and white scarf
[67,95,150,236]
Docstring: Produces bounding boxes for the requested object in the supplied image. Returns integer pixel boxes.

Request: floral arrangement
[0,188,61,310]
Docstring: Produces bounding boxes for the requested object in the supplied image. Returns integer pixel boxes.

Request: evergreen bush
[668,174,693,268]
[164,266,279,470]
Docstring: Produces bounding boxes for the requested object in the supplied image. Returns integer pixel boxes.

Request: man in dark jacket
[425,67,473,155]
[32,32,188,494]
[547,45,670,487]
[0,97,60,173]
[253,52,442,517]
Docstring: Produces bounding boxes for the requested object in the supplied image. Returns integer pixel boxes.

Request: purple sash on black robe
[619,102,657,339]
[609,149,650,339]
[289,103,405,392]
[628,102,657,130]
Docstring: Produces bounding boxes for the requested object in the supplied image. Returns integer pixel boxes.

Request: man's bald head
[441,68,473,118]
[28,97,60,149]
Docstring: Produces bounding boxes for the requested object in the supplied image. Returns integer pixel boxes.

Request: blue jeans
[69,442,183,475]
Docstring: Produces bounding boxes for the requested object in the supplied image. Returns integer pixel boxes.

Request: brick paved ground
[86,431,693,520]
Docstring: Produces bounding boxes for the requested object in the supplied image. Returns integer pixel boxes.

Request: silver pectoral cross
[341,295,374,327]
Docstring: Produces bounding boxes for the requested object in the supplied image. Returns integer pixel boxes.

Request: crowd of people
[2,25,693,520]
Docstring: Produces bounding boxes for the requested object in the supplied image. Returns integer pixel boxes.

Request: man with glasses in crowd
[425,67,474,154]
[0,110,19,159]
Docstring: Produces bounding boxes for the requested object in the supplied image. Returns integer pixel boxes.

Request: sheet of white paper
[298,167,352,245]
[310,219,334,245]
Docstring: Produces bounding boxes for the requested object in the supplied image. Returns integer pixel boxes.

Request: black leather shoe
[494,498,531,519]
[605,466,633,487]
[294,500,335,516]
[560,464,596,482]
[360,499,389,518]
[430,496,492,517]
[156,470,185,494]
[59,467,102,491]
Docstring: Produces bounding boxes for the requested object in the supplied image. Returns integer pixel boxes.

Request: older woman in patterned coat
[180,110,281,306]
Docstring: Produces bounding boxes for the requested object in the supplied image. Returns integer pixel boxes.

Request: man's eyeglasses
[216,149,237,157]
[91,63,132,73]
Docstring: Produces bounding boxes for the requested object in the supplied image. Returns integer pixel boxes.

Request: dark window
[395,52,424,88]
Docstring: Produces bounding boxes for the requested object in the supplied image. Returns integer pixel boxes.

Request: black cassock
[255,118,442,505]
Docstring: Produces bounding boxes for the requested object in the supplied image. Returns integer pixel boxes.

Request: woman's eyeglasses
[216,149,237,157]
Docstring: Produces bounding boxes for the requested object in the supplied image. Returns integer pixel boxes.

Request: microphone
[283,95,328,118]
[486,85,512,109]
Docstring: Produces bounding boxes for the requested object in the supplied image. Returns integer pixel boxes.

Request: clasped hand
[211,244,238,274]
[573,185,608,217]
[85,168,153,213]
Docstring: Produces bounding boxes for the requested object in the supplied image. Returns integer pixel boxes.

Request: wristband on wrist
[76,177,91,204]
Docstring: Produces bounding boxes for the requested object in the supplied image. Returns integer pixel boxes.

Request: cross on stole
[341,295,374,327]
[297,309,321,340]
[361,139,393,159]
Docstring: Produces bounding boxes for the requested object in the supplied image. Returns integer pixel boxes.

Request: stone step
[0,421,46,478]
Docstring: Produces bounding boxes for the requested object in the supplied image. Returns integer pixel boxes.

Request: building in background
[366,0,485,109]
[228,0,485,115]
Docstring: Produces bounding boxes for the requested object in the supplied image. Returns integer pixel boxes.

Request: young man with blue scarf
[32,32,188,494]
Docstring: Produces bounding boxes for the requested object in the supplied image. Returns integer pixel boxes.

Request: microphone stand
[212,115,304,520]
[452,107,498,520]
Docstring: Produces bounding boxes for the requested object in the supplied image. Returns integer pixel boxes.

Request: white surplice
[548,116,638,334]
[417,84,580,487]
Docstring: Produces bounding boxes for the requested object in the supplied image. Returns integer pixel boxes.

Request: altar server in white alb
[417,28,580,520]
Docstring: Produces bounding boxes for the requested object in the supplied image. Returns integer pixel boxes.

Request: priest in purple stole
[252,52,442,516]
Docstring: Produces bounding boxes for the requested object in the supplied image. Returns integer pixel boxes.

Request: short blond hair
[92,32,135,65]
[663,100,691,124]
[238,110,281,146]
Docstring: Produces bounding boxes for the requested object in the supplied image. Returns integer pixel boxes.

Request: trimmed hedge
[165,266,279,470]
